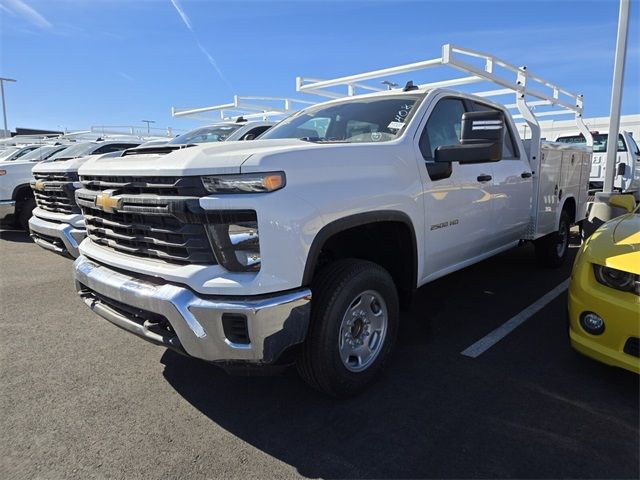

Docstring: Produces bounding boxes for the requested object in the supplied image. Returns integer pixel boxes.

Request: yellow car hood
[584,213,640,275]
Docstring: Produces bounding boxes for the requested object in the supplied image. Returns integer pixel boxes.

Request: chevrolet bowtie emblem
[95,190,121,213]
[34,180,45,191]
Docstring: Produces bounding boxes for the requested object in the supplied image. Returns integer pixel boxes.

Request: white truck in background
[29,138,145,257]
[72,45,593,396]
[0,144,70,229]
[556,130,640,200]
[28,116,278,259]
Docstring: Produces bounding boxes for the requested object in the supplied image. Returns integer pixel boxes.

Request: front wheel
[535,210,570,268]
[297,259,399,397]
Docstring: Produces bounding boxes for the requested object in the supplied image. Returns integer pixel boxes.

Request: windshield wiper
[299,137,348,144]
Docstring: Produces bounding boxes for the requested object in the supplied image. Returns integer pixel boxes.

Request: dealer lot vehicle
[29,139,144,257]
[73,45,594,396]
[568,195,639,374]
[556,131,640,200]
[0,144,70,229]
[28,114,279,259]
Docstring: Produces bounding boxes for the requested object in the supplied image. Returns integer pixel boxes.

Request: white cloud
[2,0,52,29]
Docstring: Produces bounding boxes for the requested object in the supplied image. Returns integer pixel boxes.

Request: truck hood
[32,154,101,174]
[77,139,348,177]
[583,212,640,275]
[0,159,34,171]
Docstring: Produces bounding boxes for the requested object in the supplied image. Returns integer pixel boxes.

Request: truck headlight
[206,210,260,272]
[593,265,639,295]
[201,172,285,194]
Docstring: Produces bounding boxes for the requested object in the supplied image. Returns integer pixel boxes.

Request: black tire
[535,209,570,268]
[17,197,36,231]
[297,259,399,397]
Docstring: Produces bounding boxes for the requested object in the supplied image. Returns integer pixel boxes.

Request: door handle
[521,171,532,178]
[477,175,492,182]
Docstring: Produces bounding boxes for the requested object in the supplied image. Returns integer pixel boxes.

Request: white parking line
[461,278,570,358]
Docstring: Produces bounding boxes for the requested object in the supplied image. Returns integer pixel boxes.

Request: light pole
[603,0,630,193]
[141,119,155,135]
[585,0,632,237]
[0,77,17,138]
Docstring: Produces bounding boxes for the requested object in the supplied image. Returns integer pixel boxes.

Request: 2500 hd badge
[430,219,459,231]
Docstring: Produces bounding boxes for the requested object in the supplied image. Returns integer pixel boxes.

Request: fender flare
[558,195,577,225]
[12,183,33,202]
[301,210,418,289]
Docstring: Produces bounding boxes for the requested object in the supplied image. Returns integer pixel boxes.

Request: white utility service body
[556,130,640,199]
[72,45,594,395]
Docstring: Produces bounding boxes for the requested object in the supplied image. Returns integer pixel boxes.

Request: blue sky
[1,0,638,133]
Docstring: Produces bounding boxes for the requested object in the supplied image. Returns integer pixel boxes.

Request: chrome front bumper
[0,200,16,221]
[73,256,312,364]
[29,215,85,258]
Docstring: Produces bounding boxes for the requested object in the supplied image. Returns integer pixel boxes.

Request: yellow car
[568,195,640,374]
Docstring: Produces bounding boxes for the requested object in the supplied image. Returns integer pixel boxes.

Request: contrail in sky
[169,0,233,91]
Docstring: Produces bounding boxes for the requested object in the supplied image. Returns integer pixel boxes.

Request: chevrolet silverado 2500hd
[0,144,70,229]
[29,120,274,258]
[72,45,594,396]
[29,140,143,257]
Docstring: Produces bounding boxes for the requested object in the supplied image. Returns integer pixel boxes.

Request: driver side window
[419,98,466,160]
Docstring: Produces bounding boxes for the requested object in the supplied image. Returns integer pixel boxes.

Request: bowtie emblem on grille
[95,190,121,213]
[34,180,45,191]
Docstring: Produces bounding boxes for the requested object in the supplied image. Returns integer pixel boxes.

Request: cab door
[470,101,532,247]
[415,96,496,280]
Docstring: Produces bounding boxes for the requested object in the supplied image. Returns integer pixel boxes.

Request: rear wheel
[535,209,570,268]
[17,197,36,231]
[297,259,399,397]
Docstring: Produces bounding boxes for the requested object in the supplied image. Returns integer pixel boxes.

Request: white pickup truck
[29,139,144,257]
[556,131,640,200]
[29,121,274,258]
[72,45,593,396]
[0,144,70,229]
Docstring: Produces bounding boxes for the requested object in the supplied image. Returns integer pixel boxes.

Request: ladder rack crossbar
[297,43,585,118]
[172,95,315,121]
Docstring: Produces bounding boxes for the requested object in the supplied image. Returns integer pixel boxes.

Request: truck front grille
[32,172,81,215]
[77,175,216,265]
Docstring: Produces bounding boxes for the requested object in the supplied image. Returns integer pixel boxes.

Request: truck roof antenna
[403,81,419,92]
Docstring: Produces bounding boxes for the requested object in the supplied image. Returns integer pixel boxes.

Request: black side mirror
[435,110,505,164]
[616,162,626,176]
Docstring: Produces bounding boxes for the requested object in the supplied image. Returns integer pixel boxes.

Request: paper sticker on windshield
[387,121,405,130]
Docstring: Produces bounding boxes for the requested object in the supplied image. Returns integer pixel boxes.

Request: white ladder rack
[171,95,315,122]
[296,43,594,153]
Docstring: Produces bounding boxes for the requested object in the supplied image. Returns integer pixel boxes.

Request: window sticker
[387,121,405,130]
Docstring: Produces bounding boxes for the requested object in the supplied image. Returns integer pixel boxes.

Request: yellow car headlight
[593,265,639,295]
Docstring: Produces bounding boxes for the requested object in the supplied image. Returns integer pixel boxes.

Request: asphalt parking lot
[1,228,638,479]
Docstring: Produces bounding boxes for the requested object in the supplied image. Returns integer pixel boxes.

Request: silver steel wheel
[557,217,569,257]
[338,290,388,373]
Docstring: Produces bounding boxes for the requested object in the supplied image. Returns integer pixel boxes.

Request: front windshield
[556,133,626,153]
[168,125,241,145]
[0,147,19,160]
[20,145,64,162]
[261,94,422,143]
[48,142,96,161]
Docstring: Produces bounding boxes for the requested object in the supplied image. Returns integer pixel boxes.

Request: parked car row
[4,44,638,396]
